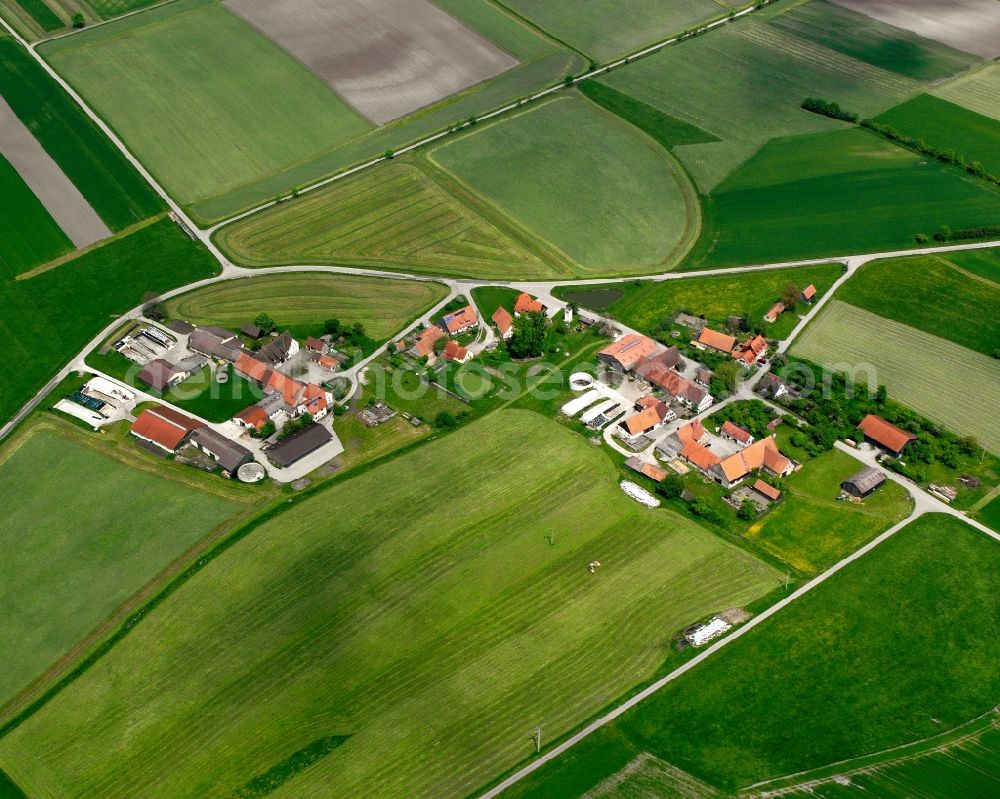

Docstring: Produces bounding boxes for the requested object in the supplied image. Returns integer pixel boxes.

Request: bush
[434,410,458,429]
[801,97,857,123]
[72,13,85,28]
[657,474,685,499]
[737,500,758,521]
[253,313,277,335]
[689,498,723,526]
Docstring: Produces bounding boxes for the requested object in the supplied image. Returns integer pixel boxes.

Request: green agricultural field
[933,62,1000,122]
[761,715,1000,798]
[769,0,980,82]
[504,513,1000,796]
[88,0,161,19]
[566,263,844,340]
[0,36,162,230]
[945,248,1000,282]
[164,272,448,342]
[500,0,730,61]
[39,0,370,210]
[837,252,1000,356]
[578,80,718,150]
[431,96,698,275]
[792,301,1000,453]
[978,495,1000,533]
[0,410,780,799]
[745,448,912,574]
[875,93,1000,176]
[10,0,61,31]
[0,154,72,273]
[471,286,524,318]
[0,218,220,426]
[598,17,921,190]
[215,161,562,279]
[0,422,241,709]
[689,129,1000,268]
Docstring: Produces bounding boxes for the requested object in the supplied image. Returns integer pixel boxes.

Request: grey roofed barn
[189,329,243,362]
[189,428,254,475]
[266,423,332,468]
[841,467,886,498]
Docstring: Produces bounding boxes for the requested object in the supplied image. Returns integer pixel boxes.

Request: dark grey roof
[241,322,262,339]
[189,330,243,362]
[137,359,181,392]
[174,354,208,373]
[842,467,886,495]
[258,331,296,365]
[266,424,332,468]
[200,326,239,340]
[166,320,195,335]
[189,428,254,474]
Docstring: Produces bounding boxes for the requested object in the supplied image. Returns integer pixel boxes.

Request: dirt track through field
[831,0,1000,58]
[224,0,518,126]
[0,97,110,248]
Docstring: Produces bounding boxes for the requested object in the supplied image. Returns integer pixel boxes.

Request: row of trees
[801,97,857,123]
[860,119,999,187]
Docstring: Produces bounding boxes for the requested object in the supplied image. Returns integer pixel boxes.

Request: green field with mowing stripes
[690,129,1000,268]
[792,301,1000,453]
[164,272,448,342]
[503,514,1000,796]
[0,410,780,799]
[431,96,698,275]
[837,252,1000,356]
[769,0,980,82]
[501,0,730,61]
[599,16,921,190]
[933,63,1000,121]
[215,161,562,279]
[89,0,161,18]
[40,0,370,209]
[875,93,1000,176]
[0,154,72,273]
[0,36,163,231]
[0,423,241,710]
[11,0,61,31]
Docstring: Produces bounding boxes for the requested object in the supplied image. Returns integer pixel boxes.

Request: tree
[657,474,684,499]
[433,336,448,355]
[324,318,343,337]
[781,283,800,310]
[253,313,276,335]
[434,410,457,428]
[384,149,394,159]
[506,311,547,359]
[714,360,739,393]
[958,435,979,456]
[875,384,887,407]
[737,500,758,521]
[71,12,85,28]
[253,420,276,439]
[352,322,365,338]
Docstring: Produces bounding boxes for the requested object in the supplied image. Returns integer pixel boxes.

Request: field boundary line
[35,0,180,45]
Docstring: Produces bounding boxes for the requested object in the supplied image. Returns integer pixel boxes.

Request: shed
[266,424,333,468]
[841,467,886,498]
[241,322,262,339]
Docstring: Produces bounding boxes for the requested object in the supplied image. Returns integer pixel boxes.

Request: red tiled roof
[305,336,326,352]
[234,405,268,430]
[857,414,915,454]
[716,437,791,482]
[514,292,544,314]
[266,370,305,407]
[621,402,668,436]
[676,419,707,444]
[413,325,446,357]
[681,439,721,470]
[300,383,329,415]
[234,352,271,384]
[442,305,478,334]
[317,354,338,369]
[764,302,785,323]
[598,334,659,370]
[753,479,782,501]
[721,420,752,443]
[130,405,204,451]
[802,284,817,300]
[697,328,736,353]
[492,306,514,335]
[443,339,469,362]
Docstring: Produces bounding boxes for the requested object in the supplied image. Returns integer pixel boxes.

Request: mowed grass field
[501,0,731,61]
[837,252,1000,355]
[571,263,844,340]
[39,0,370,211]
[769,719,1000,798]
[746,448,912,574]
[215,161,560,279]
[598,15,921,190]
[0,410,781,799]
[933,62,1000,121]
[0,36,162,231]
[875,93,1000,176]
[163,272,448,342]
[431,96,697,275]
[792,301,1000,453]
[0,422,241,709]
[505,514,1000,796]
[690,129,1000,267]
[769,0,981,82]
[0,154,71,273]
[0,217,220,426]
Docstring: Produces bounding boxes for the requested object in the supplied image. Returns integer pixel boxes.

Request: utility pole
[532,727,542,753]
[784,571,790,591]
